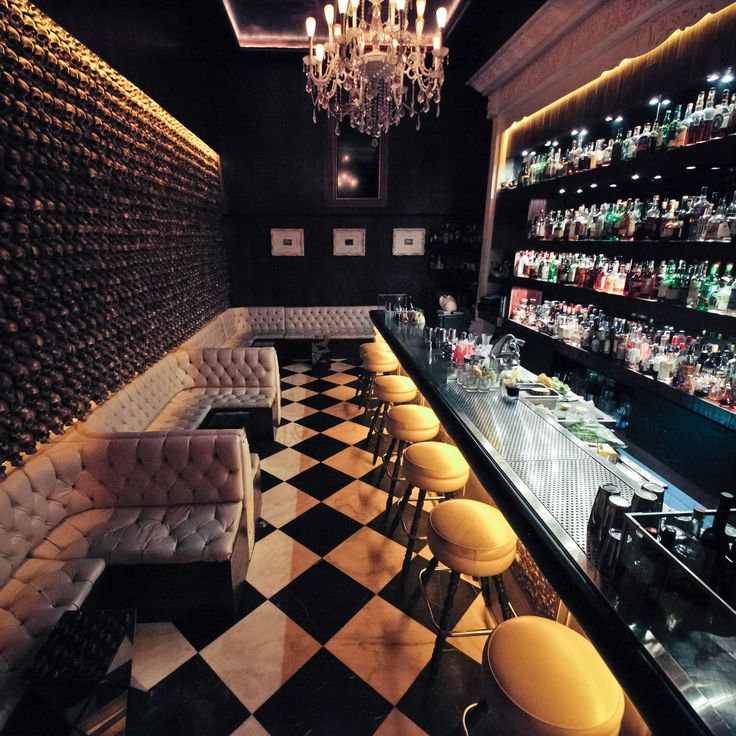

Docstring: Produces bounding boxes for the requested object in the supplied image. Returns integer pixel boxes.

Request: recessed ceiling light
[590,183,598,188]
[707,72,720,82]
[522,150,529,156]
[711,166,721,170]
[615,116,623,123]
[653,175,662,180]
[605,116,613,122]
[610,184,617,188]
[631,174,640,180]
[686,165,696,170]
[576,188,583,193]
[559,188,566,194]
[571,129,579,136]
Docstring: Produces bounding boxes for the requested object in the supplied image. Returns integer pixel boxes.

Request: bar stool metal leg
[365,400,386,446]
[403,488,426,561]
[493,574,515,621]
[371,406,389,464]
[377,436,397,487]
[387,439,407,501]
[437,570,461,638]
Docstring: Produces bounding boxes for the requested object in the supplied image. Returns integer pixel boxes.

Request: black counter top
[371,310,735,736]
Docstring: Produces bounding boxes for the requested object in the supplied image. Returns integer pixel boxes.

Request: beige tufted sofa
[77,347,281,435]
[0,430,258,727]
[183,306,374,348]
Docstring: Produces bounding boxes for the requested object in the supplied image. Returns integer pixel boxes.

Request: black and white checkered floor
[127,360,502,736]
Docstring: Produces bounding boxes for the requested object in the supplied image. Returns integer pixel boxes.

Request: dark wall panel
[0,1,228,474]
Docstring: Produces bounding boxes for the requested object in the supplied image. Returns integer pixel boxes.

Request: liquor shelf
[501,318,736,432]
[498,134,736,203]
[491,275,736,334]
[371,310,732,736]
[505,239,736,261]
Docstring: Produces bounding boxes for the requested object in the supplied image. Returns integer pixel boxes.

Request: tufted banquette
[77,347,281,435]
[183,306,375,348]
[0,430,259,727]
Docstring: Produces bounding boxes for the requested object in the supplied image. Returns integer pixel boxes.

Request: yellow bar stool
[391,441,470,559]
[365,375,418,463]
[464,616,624,736]
[378,404,440,509]
[355,345,397,411]
[419,498,517,640]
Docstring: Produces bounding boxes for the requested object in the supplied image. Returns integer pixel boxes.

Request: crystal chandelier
[303,0,449,138]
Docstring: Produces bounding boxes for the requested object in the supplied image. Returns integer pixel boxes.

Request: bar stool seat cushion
[403,442,469,493]
[374,375,417,405]
[482,616,624,736]
[359,342,393,358]
[362,353,399,374]
[428,499,516,577]
[384,405,439,443]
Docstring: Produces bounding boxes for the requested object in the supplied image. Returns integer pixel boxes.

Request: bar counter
[371,310,734,736]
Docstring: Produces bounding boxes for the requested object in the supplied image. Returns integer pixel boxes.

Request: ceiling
[222,0,466,49]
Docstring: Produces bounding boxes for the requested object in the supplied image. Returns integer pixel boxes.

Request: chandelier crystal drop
[303,0,449,138]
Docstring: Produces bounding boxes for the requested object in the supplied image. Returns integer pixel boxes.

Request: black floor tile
[250,439,288,460]
[344,367,363,376]
[255,648,391,736]
[281,503,362,557]
[378,554,480,633]
[270,560,373,644]
[366,503,429,554]
[288,463,356,500]
[291,433,349,461]
[398,647,483,736]
[300,378,336,393]
[127,655,248,736]
[279,368,296,377]
[296,411,344,432]
[279,397,293,406]
[258,470,282,492]
[175,582,266,651]
[300,394,341,411]
[255,517,277,541]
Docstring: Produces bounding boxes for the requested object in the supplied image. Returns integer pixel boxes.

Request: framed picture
[271,228,304,256]
[333,228,366,256]
[392,228,425,256]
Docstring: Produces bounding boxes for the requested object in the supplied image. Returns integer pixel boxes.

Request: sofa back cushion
[0,449,94,586]
[174,348,279,390]
[284,306,374,338]
[80,355,182,434]
[223,308,285,339]
[183,318,228,349]
[76,432,246,508]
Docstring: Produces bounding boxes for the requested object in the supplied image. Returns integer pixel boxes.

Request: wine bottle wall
[0,0,229,476]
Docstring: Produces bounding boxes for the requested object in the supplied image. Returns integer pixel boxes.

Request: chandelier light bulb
[316,44,325,62]
[417,0,426,17]
[306,17,316,37]
[338,0,348,14]
[324,4,335,25]
[334,24,342,38]
[350,0,359,8]
[436,7,447,28]
[396,0,406,11]
[432,34,441,50]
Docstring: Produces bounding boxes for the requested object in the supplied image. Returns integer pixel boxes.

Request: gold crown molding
[469,0,732,123]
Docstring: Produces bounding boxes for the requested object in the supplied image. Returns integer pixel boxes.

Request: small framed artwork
[271,228,304,256]
[392,228,425,256]
[333,228,366,256]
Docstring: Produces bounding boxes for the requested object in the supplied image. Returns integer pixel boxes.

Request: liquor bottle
[688,187,710,239]
[686,262,707,308]
[713,265,733,313]
[687,91,705,145]
[711,89,731,139]
[704,195,731,241]
[602,139,613,166]
[662,105,687,148]
[624,128,639,160]
[656,260,673,301]
[674,197,690,240]
[726,191,736,241]
[659,199,679,239]
[697,263,721,310]
[644,197,661,240]
[611,128,624,163]
[636,123,651,157]
[658,110,671,149]
[701,492,735,590]
[728,94,736,135]
[699,88,717,141]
